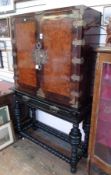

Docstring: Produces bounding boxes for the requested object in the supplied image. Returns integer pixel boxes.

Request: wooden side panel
[41,18,73,97]
[88,50,111,175]
[14,17,37,88]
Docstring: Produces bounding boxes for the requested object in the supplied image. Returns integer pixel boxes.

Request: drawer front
[15,91,73,120]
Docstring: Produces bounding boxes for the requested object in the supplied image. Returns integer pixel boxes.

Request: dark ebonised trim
[14,89,91,173]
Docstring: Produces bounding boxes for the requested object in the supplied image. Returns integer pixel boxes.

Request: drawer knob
[49,105,59,114]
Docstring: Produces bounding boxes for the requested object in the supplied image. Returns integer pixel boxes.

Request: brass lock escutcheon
[32,33,48,70]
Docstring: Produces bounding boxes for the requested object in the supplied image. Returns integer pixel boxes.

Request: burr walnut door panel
[37,10,83,107]
[12,15,38,94]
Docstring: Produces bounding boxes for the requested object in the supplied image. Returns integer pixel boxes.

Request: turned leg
[31,107,37,130]
[14,99,21,133]
[82,115,90,157]
[69,123,81,173]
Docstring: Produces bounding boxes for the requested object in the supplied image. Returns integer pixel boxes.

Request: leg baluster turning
[82,116,90,157]
[14,100,21,133]
[69,123,81,173]
[31,107,37,130]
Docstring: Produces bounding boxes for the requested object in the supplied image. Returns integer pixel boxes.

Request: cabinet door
[12,15,38,94]
[89,51,111,175]
[36,8,84,107]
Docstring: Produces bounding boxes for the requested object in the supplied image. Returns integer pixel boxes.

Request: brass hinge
[71,91,82,97]
[72,57,84,64]
[36,88,45,98]
[71,74,83,82]
[73,20,86,27]
[72,39,85,46]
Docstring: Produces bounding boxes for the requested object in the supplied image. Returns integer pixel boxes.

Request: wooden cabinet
[11,6,101,173]
[88,48,111,175]
[11,6,101,108]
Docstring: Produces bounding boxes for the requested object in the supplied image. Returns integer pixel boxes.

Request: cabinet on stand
[88,48,111,175]
[11,6,101,173]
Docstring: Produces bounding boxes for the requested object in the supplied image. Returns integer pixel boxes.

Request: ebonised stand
[14,89,91,173]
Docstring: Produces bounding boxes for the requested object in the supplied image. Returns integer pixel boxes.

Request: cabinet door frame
[11,14,38,94]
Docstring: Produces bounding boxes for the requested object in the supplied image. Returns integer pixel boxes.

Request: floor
[0,138,88,175]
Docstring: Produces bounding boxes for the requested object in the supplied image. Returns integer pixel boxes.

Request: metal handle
[22,95,30,102]
[49,105,59,114]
